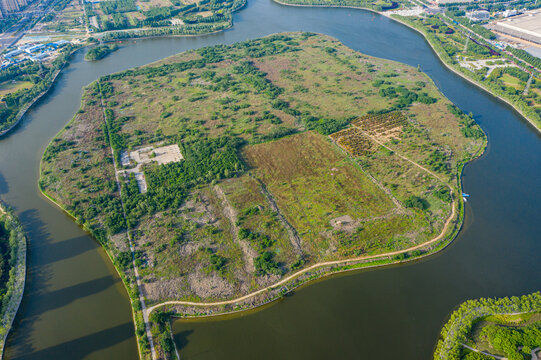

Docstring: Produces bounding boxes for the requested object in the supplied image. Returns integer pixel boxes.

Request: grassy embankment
[40,33,485,358]
[434,292,541,360]
[389,14,541,132]
[0,43,82,137]
[0,202,27,358]
[273,0,541,132]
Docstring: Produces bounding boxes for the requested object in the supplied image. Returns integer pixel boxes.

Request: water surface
[0,0,539,359]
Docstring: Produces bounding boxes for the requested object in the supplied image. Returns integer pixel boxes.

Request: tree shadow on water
[7,322,135,360]
[0,172,9,195]
[173,329,194,351]
[5,208,121,357]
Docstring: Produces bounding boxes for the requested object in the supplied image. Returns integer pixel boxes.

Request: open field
[41,31,484,300]
[0,80,34,98]
[35,0,85,34]
[39,32,485,358]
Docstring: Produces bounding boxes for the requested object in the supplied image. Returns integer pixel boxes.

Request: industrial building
[492,11,541,45]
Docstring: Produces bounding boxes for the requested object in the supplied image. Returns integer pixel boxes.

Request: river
[0,0,539,359]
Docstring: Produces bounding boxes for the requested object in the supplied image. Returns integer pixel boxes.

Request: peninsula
[40,33,485,359]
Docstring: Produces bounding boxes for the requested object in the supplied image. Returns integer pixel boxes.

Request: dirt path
[355,126,447,183]
[213,185,257,273]
[147,192,454,313]
[253,176,303,255]
[98,81,157,360]
[146,141,457,316]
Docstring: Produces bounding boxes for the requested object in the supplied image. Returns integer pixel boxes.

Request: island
[84,43,119,61]
[0,201,26,357]
[40,33,485,359]
[434,292,541,360]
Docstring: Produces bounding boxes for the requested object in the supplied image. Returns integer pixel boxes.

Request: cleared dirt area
[119,144,183,192]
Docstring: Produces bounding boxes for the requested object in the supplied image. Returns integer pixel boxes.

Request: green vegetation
[0,42,77,135]
[392,14,541,131]
[0,203,26,358]
[84,43,119,61]
[434,292,541,360]
[40,33,485,358]
[83,0,246,40]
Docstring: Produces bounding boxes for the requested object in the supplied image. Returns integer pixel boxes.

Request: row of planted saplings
[352,111,407,134]
[330,127,373,156]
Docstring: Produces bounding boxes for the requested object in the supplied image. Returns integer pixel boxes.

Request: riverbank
[38,186,152,360]
[38,31,488,360]
[0,45,84,138]
[0,202,26,358]
[434,292,541,360]
[273,0,541,134]
[387,14,541,134]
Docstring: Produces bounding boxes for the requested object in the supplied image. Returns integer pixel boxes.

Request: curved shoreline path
[0,0,540,359]
[146,133,458,315]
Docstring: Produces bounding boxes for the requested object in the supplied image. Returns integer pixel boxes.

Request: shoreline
[0,67,63,138]
[36,32,487,346]
[38,187,151,360]
[0,46,83,139]
[272,0,541,134]
[385,13,541,134]
[21,4,503,356]
[0,203,27,358]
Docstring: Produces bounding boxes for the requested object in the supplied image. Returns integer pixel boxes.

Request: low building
[4,49,22,58]
[54,40,70,46]
[25,44,46,54]
[467,10,490,22]
[503,9,518,18]
[30,52,48,62]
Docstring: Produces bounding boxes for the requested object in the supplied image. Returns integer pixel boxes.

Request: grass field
[501,73,525,91]
[0,81,34,98]
[40,32,485,306]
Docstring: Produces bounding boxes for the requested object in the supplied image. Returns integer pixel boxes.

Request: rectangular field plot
[243,131,397,257]
[329,128,373,157]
